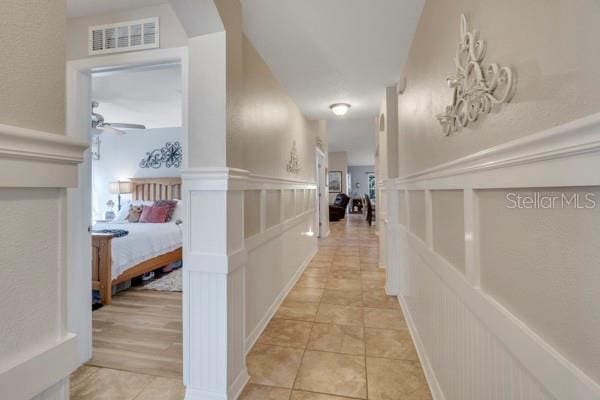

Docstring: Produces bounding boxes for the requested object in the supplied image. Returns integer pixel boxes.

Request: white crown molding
[385,112,600,189]
[0,124,88,188]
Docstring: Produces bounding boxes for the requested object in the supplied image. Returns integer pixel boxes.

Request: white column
[182,168,249,400]
[384,184,400,295]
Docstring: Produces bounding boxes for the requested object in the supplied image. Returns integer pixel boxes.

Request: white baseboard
[185,369,248,400]
[397,296,446,400]
[244,244,318,353]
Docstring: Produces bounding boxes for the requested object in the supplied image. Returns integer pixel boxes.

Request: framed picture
[328,171,342,193]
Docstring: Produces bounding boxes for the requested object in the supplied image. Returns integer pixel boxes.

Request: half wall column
[182,168,249,400]
[384,183,400,296]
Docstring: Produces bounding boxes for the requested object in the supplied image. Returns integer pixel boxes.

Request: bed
[92,178,183,304]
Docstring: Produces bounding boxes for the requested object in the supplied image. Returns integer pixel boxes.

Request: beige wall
[0,0,66,135]
[395,0,600,385]
[398,0,600,176]
[66,4,188,60]
[214,0,324,182]
[328,151,348,203]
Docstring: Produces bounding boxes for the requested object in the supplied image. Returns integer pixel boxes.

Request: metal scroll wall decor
[437,14,516,136]
[139,141,183,169]
[286,140,301,174]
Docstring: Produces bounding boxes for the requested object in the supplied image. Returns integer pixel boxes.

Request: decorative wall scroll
[286,140,301,174]
[437,14,516,136]
[316,136,324,152]
[139,141,182,169]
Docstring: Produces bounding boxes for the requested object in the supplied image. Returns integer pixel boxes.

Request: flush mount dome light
[330,103,351,116]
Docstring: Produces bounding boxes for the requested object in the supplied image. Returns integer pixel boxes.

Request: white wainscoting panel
[384,112,600,400]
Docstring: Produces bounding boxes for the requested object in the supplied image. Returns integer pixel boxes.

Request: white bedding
[94,221,183,279]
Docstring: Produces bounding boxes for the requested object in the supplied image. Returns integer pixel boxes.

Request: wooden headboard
[130,178,182,201]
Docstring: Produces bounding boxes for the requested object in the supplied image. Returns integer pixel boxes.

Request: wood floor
[70,289,184,400]
[71,214,430,400]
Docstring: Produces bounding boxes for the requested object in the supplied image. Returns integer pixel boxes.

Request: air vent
[89,17,159,55]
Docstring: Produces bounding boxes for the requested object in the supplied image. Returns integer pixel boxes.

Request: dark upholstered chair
[329,193,350,221]
[364,194,376,226]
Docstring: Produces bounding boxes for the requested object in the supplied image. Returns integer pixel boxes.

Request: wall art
[140,141,183,169]
[328,171,342,193]
[286,140,301,174]
[437,14,516,136]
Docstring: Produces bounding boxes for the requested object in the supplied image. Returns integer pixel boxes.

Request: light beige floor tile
[326,278,362,291]
[275,300,319,322]
[294,350,367,399]
[295,275,329,289]
[362,289,401,309]
[307,323,364,355]
[247,344,304,388]
[290,390,356,399]
[328,269,361,280]
[320,289,363,307]
[362,279,386,291]
[70,367,152,400]
[367,357,432,400]
[134,377,185,400]
[330,262,361,271]
[239,384,291,400]
[257,319,313,348]
[316,304,364,326]
[302,269,330,278]
[286,287,324,303]
[366,328,418,360]
[361,270,387,282]
[364,307,407,330]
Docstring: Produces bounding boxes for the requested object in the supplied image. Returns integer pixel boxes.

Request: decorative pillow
[140,205,170,223]
[154,200,178,221]
[127,205,144,223]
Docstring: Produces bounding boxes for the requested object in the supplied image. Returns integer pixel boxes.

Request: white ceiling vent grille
[89,18,159,56]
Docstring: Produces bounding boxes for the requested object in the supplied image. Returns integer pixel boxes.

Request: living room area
[327,118,377,227]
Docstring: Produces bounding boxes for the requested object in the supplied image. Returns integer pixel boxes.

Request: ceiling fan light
[330,103,351,116]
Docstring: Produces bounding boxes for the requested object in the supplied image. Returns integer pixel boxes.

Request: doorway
[65,48,189,393]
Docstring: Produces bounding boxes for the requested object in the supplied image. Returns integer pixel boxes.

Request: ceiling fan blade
[104,122,146,130]
[101,126,126,135]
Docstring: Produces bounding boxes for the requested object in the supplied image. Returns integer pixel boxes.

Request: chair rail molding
[382,111,600,400]
[437,14,516,136]
[0,124,88,188]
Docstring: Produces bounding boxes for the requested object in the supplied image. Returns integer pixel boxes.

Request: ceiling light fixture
[330,103,351,116]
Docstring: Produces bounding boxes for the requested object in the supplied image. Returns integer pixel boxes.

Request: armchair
[329,193,350,221]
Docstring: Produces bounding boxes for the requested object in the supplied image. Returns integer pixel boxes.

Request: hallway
[241,214,431,399]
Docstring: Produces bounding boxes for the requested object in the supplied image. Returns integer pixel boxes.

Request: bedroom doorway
[66,48,189,391]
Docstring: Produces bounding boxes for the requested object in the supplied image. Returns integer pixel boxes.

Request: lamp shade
[109,181,133,194]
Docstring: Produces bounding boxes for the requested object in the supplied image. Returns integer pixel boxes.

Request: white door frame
[65,47,189,365]
[315,147,328,238]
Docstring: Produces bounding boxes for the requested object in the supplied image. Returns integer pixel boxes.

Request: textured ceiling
[92,65,182,129]
[241,0,424,119]
[67,0,168,18]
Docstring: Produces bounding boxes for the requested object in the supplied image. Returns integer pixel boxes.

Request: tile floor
[71,214,431,400]
[241,214,432,400]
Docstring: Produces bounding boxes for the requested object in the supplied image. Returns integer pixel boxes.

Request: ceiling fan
[91,101,146,135]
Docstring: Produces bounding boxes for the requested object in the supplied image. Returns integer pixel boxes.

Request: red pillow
[139,205,170,223]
